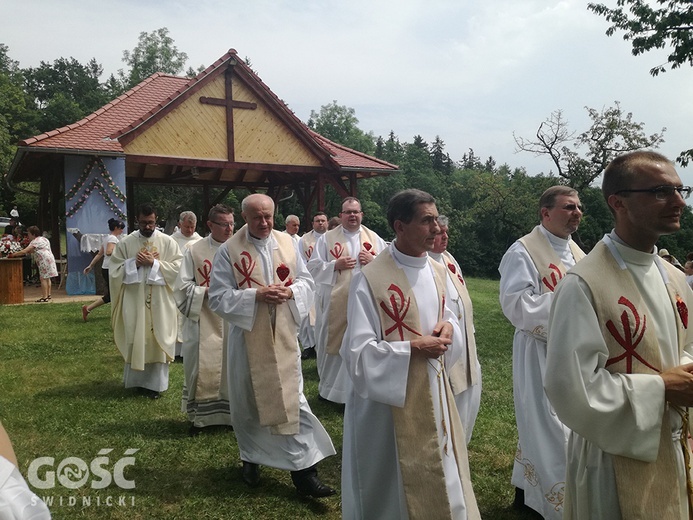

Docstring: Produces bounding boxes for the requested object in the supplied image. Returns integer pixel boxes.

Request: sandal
[35,297,49,303]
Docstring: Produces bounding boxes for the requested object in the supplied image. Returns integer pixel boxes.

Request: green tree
[514,102,665,191]
[587,0,693,77]
[120,28,189,88]
[307,101,375,154]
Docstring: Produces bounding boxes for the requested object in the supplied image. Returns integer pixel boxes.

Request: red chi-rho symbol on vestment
[605,296,658,374]
[330,242,344,259]
[380,284,422,341]
[276,263,292,287]
[234,251,263,289]
[197,259,212,287]
[542,264,563,292]
[305,245,313,260]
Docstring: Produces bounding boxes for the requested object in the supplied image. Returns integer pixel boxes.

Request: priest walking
[341,189,480,519]
[110,203,182,399]
[208,193,336,497]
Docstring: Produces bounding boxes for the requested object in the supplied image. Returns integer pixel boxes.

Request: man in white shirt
[546,151,693,519]
[284,214,301,243]
[498,185,584,518]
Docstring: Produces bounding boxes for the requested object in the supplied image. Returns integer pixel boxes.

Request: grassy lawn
[0,277,537,519]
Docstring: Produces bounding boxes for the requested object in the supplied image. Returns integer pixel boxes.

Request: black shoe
[189,424,204,437]
[241,461,260,488]
[301,346,316,360]
[291,466,336,498]
[140,388,160,400]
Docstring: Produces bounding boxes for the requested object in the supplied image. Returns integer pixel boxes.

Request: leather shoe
[301,346,316,360]
[292,473,336,498]
[241,461,260,488]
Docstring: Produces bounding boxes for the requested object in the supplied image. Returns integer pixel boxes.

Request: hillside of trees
[2,28,692,279]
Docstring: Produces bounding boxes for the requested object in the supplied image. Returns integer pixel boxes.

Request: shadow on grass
[36,379,127,400]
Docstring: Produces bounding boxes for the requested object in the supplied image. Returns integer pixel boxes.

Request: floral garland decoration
[65,156,126,219]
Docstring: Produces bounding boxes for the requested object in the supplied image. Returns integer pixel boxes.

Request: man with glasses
[174,205,235,435]
[308,197,387,404]
[546,151,693,518]
[298,212,329,360]
[110,203,183,399]
[498,185,585,518]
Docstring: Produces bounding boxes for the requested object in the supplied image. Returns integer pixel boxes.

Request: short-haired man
[429,215,482,443]
[171,210,203,358]
[208,193,336,496]
[308,197,386,403]
[110,203,183,399]
[284,214,301,242]
[172,210,202,250]
[341,189,480,519]
[546,151,693,518]
[174,204,235,435]
[498,185,585,518]
[297,212,329,360]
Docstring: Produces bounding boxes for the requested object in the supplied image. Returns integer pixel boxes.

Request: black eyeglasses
[211,221,234,229]
[560,203,583,212]
[614,185,692,200]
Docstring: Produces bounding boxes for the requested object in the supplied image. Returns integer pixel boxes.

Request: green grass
[0,278,537,519]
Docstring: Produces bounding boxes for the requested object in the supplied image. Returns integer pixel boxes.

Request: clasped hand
[410,321,453,359]
[256,283,293,304]
[661,363,693,406]
[135,250,159,267]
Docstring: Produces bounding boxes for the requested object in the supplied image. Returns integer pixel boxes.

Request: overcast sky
[2,0,693,185]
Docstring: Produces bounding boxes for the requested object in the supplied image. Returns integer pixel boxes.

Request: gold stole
[226,226,300,435]
[301,230,319,262]
[518,225,585,294]
[571,241,692,518]
[325,224,381,355]
[190,239,225,401]
[362,249,481,520]
[441,250,479,393]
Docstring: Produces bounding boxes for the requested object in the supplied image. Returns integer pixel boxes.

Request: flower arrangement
[0,237,22,257]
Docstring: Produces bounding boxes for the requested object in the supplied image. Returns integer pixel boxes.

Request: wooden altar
[0,258,24,304]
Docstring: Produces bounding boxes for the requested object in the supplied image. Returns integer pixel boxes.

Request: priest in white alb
[174,204,235,435]
[308,197,386,403]
[341,189,480,520]
[546,151,693,519]
[208,193,336,497]
[498,185,585,518]
[110,203,182,399]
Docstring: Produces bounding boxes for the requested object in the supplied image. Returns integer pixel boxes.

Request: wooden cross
[199,61,257,162]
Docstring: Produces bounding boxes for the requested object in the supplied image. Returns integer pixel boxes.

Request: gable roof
[13,49,397,177]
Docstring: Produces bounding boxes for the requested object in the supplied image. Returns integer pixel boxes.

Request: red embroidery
[305,245,313,260]
[196,259,212,287]
[380,284,422,340]
[330,242,344,259]
[677,295,688,328]
[363,242,376,256]
[542,263,563,292]
[276,263,292,287]
[233,251,263,289]
[447,262,456,274]
[605,296,658,373]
